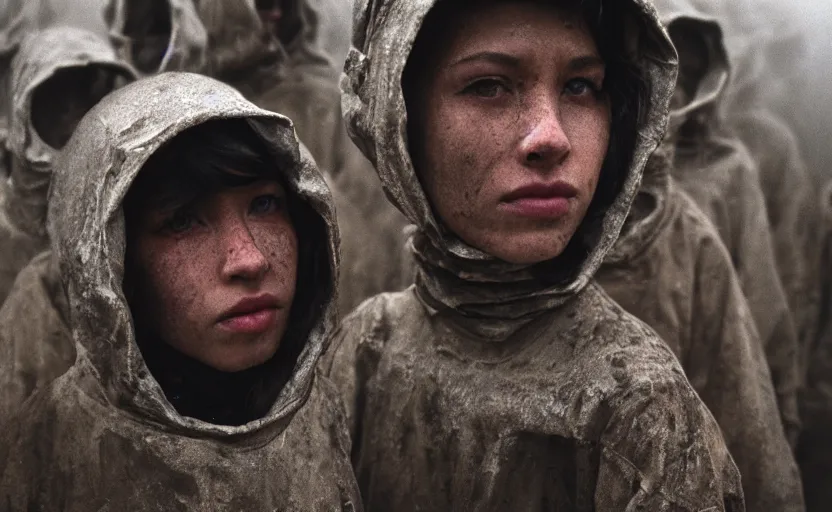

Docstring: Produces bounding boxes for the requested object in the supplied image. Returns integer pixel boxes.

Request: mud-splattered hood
[108,0,208,74]
[653,0,730,137]
[47,72,340,438]
[7,26,136,237]
[342,0,677,339]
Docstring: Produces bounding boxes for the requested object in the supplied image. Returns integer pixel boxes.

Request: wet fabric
[108,0,208,75]
[324,0,745,509]
[651,1,802,447]
[0,72,361,511]
[596,143,804,510]
[797,180,832,512]
[0,251,70,421]
[0,26,136,308]
[732,109,822,380]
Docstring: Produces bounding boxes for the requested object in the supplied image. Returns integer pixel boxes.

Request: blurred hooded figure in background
[687,0,830,190]
[798,181,832,512]
[0,26,136,308]
[655,3,801,446]
[0,72,361,511]
[324,0,745,509]
[595,136,804,508]
[107,0,208,75]
[732,109,822,384]
[194,0,412,316]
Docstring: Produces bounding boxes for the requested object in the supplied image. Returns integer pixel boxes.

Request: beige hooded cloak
[323,0,744,509]
[596,139,803,509]
[0,72,361,511]
[0,26,136,307]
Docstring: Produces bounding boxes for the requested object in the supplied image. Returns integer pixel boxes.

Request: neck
[139,337,287,426]
[411,230,591,342]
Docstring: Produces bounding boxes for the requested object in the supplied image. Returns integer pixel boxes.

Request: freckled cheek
[562,105,610,194]
[426,104,512,222]
[143,239,214,330]
[251,220,299,297]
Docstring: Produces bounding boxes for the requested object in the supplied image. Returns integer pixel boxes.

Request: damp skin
[410,2,611,265]
[128,179,299,372]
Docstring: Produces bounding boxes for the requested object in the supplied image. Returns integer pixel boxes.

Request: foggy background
[699,0,832,180]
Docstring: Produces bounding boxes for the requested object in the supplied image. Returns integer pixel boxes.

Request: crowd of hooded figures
[0,0,829,510]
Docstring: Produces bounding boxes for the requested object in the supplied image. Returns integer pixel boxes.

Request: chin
[208,340,280,373]
[479,231,572,265]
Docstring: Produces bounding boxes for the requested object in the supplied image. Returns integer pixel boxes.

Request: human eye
[564,77,603,98]
[461,77,512,99]
[161,209,199,234]
[249,194,284,215]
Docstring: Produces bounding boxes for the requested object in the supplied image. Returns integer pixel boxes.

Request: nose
[518,94,571,169]
[219,221,271,283]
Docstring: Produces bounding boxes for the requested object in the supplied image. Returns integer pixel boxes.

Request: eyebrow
[451,52,605,72]
[451,51,522,69]
[568,55,605,72]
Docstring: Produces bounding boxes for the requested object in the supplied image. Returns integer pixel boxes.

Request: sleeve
[686,227,804,511]
[728,157,801,446]
[593,369,746,512]
[735,111,821,364]
[0,200,45,306]
[320,296,389,449]
[0,252,73,426]
[796,181,832,509]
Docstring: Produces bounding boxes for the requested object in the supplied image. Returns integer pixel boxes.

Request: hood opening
[122,0,173,74]
[119,117,332,426]
[254,0,302,48]
[665,17,729,144]
[193,0,281,81]
[30,64,132,150]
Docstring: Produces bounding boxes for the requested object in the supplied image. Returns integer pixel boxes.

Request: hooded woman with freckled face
[0,73,360,511]
[650,1,802,453]
[322,0,744,509]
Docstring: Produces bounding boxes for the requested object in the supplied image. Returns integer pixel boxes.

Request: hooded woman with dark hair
[323,0,744,509]
[0,73,360,510]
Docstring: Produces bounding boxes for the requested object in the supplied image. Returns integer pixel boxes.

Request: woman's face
[412,2,611,264]
[128,179,298,372]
